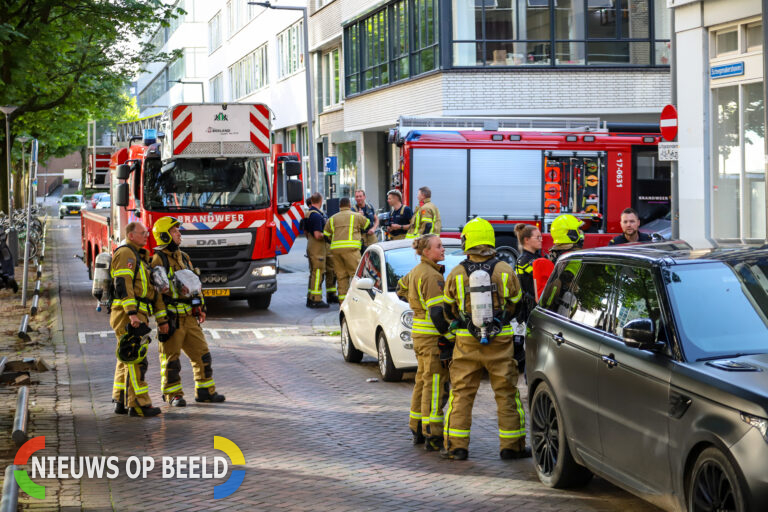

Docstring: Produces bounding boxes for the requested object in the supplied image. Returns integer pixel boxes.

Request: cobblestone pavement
[3,217,661,511]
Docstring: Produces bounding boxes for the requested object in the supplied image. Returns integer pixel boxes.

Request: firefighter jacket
[406,199,441,238]
[443,254,522,340]
[111,240,166,321]
[396,257,454,339]
[515,249,537,300]
[323,207,370,251]
[151,247,205,316]
[306,206,327,253]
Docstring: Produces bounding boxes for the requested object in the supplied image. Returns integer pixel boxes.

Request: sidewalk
[277,237,308,274]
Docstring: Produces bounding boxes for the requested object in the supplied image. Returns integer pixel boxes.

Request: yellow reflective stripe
[430,373,440,422]
[163,383,183,394]
[502,273,510,298]
[409,411,422,419]
[363,217,371,230]
[121,299,138,308]
[397,278,408,291]
[311,269,322,294]
[322,229,331,237]
[155,309,167,319]
[127,364,148,395]
[405,233,417,239]
[112,269,134,278]
[444,390,455,436]
[443,332,455,340]
[420,217,434,223]
[456,275,465,313]
[446,428,470,437]
[456,328,472,336]
[338,294,346,300]
[326,287,336,292]
[508,289,522,304]
[113,382,126,390]
[443,295,455,304]
[515,389,525,431]
[330,240,362,250]
[499,428,526,438]
[429,416,444,423]
[348,218,355,241]
[417,278,427,310]
[425,295,445,307]
[195,379,215,388]
[501,325,514,335]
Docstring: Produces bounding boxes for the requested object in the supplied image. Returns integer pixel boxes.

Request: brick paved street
[2,217,662,511]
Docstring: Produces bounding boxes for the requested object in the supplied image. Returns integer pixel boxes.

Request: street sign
[658,142,678,161]
[710,62,744,80]
[324,156,337,176]
[660,104,678,142]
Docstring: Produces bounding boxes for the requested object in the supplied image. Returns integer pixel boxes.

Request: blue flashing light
[404,130,460,142]
[143,128,157,145]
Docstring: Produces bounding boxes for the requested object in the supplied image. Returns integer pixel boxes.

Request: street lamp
[249,1,318,193]
[168,80,205,102]
[0,105,18,213]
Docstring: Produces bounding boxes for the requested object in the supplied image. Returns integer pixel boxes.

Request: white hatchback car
[339,238,466,381]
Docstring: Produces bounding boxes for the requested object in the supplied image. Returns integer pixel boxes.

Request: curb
[311,311,340,335]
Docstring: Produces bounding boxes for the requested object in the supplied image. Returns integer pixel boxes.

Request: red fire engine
[388,116,670,252]
[81,103,305,310]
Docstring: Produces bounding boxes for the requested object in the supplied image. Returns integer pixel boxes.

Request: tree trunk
[0,144,8,214]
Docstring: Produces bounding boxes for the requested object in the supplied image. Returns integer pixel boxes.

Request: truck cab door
[272,152,305,255]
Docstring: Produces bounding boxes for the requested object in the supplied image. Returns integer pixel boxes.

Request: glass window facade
[344,0,438,95]
[229,44,269,99]
[209,11,222,52]
[453,0,670,67]
[209,73,223,102]
[322,48,341,108]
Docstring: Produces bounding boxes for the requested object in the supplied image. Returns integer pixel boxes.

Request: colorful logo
[14,436,46,499]
[214,113,228,121]
[213,436,245,499]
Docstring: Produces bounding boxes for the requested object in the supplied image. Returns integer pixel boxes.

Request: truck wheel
[247,295,271,310]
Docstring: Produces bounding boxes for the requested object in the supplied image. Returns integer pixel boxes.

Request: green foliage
[0,0,183,212]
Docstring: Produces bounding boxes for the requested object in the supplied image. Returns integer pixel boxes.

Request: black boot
[411,429,425,445]
[128,405,161,417]
[424,436,443,452]
[326,293,339,304]
[113,399,127,415]
[170,395,187,407]
[195,388,226,403]
[306,299,329,309]
[500,447,532,460]
[440,448,468,460]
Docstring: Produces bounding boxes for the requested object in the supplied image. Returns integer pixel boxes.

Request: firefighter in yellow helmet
[441,217,531,461]
[150,217,226,406]
[396,234,454,451]
[539,214,585,316]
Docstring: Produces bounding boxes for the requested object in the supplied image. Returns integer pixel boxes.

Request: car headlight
[252,265,276,277]
[400,310,413,329]
[740,412,768,442]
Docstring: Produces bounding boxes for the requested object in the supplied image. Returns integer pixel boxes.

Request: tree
[0,0,182,212]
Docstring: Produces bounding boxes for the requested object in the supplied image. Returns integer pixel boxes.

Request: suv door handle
[552,332,565,345]
[601,354,618,368]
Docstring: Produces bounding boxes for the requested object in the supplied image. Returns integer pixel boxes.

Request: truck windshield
[143,157,271,211]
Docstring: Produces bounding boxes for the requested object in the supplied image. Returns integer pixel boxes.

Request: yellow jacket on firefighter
[397,257,455,339]
[323,207,370,250]
[111,240,166,320]
[407,199,441,238]
[150,247,204,316]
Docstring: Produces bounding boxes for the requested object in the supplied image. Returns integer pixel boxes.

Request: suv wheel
[340,317,363,363]
[377,330,402,382]
[531,382,593,488]
[687,447,746,512]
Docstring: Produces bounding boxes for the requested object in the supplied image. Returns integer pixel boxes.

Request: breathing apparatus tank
[468,269,495,344]
[91,252,113,312]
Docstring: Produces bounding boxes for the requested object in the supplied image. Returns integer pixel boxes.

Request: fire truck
[81,103,305,310]
[86,121,113,189]
[388,116,670,253]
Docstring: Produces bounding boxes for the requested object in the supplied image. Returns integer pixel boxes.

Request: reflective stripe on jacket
[323,207,370,250]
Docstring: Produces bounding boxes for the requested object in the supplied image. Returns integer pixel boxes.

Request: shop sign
[710,62,744,80]
[658,142,678,161]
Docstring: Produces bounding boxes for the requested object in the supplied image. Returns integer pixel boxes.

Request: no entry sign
[660,104,678,142]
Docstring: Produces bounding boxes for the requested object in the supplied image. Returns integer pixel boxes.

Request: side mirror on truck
[284,160,302,178]
[286,180,303,204]
[115,183,129,207]
[116,164,131,180]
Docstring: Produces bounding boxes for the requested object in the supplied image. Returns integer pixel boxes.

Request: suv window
[569,263,618,330]
[611,266,664,340]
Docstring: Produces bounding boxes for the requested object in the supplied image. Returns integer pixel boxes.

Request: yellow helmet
[461,217,495,251]
[152,216,181,247]
[550,214,584,245]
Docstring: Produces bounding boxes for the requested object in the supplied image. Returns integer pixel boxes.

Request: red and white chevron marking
[250,104,270,154]
[172,105,193,155]
[274,204,304,255]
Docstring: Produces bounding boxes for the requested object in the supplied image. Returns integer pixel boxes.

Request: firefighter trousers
[111,309,152,408]
[325,248,337,298]
[444,336,526,452]
[331,248,361,301]
[307,239,327,303]
[409,335,449,437]
[158,314,215,400]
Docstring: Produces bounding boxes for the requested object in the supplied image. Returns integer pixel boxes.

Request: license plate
[69,210,79,214]
[203,289,230,297]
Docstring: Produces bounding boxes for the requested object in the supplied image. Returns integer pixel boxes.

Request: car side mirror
[622,318,659,350]
[116,164,131,180]
[115,183,129,207]
[356,278,374,291]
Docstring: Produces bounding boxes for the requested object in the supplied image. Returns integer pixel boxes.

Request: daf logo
[214,113,228,121]
[197,239,229,246]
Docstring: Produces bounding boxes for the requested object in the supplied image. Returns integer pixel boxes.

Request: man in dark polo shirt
[609,208,653,245]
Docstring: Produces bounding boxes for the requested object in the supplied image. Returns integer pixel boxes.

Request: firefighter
[538,214,585,316]
[151,217,226,405]
[548,213,584,262]
[352,189,378,251]
[396,234,454,451]
[305,193,330,309]
[323,197,370,302]
[512,224,543,374]
[111,222,168,418]
[406,186,441,239]
[441,217,531,461]
[386,189,412,241]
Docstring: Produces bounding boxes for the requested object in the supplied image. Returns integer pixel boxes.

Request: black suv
[526,243,768,512]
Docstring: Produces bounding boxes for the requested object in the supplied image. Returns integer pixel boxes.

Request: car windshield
[62,196,82,203]
[143,157,271,211]
[664,259,768,361]
[384,245,465,290]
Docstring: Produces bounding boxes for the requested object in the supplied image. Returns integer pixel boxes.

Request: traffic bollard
[0,465,18,512]
[12,386,29,446]
[31,295,40,316]
[17,315,30,341]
